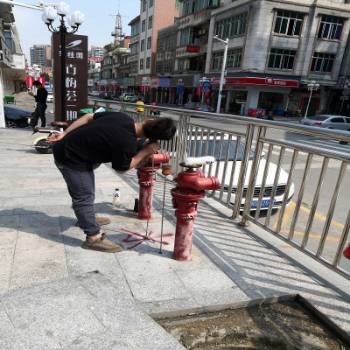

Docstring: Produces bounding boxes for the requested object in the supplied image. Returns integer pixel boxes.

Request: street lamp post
[41,2,84,121]
[213,35,229,114]
[304,80,320,118]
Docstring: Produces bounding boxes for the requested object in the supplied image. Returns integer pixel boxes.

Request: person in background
[30,80,48,129]
[135,97,145,113]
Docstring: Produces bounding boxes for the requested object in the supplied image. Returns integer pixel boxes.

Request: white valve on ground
[183,156,216,167]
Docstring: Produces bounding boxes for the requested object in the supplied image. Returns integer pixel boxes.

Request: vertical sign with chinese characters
[52,33,88,122]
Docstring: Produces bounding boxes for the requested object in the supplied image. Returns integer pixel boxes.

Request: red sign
[211,76,299,88]
[186,45,200,53]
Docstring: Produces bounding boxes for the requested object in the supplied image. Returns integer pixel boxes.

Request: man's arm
[48,113,94,142]
[128,142,159,170]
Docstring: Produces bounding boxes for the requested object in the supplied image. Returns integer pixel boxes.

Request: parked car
[117,93,138,103]
[300,115,350,131]
[46,92,54,103]
[187,136,294,211]
[4,105,31,128]
[88,91,100,97]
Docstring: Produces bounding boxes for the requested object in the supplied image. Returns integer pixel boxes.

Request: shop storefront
[211,76,300,116]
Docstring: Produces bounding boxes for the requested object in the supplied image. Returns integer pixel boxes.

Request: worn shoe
[96,216,111,226]
[81,233,122,253]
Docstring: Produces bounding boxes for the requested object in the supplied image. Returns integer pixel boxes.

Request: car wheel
[6,120,17,128]
[35,138,52,154]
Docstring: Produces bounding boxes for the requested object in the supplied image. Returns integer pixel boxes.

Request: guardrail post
[232,124,255,220]
[175,113,190,175]
[240,126,266,226]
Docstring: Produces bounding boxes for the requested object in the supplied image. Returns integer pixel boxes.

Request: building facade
[205,0,350,115]
[0,2,25,95]
[30,45,51,67]
[135,0,179,101]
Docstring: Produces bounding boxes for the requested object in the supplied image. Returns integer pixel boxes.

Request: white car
[187,136,294,211]
[46,92,54,103]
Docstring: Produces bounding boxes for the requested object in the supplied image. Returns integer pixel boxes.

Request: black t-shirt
[53,112,137,171]
[35,87,48,104]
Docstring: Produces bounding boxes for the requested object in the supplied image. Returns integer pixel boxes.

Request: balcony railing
[89,98,350,279]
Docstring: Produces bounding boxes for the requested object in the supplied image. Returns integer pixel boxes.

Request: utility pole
[213,35,229,114]
[0,0,44,128]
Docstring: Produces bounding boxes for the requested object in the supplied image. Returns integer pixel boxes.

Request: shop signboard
[141,77,151,87]
[159,78,170,88]
[52,33,88,122]
[186,45,200,53]
[151,78,159,88]
[211,76,299,88]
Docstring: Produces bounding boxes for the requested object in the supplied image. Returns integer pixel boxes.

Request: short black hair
[33,81,42,87]
[143,118,176,141]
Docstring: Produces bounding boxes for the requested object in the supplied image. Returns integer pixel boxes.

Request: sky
[13,0,140,60]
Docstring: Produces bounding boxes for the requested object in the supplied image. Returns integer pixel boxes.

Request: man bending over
[49,111,176,253]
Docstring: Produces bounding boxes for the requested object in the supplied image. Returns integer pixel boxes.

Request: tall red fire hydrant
[137,152,170,220]
[171,159,220,261]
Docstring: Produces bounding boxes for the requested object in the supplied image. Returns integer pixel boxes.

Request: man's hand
[144,142,160,155]
[47,132,65,143]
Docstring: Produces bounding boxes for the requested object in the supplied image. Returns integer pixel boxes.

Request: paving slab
[0,127,350,348]
[0,272,184,350]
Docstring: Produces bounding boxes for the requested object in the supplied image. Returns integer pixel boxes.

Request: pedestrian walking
[48,111,176,253]
[30,80,48,129]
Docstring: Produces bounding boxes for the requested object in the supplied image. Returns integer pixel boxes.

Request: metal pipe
[241,126,266,225]
[288,154,313,240]
[333,210,350,267]
[302,157,329,248]
[316,162,347,257]
[275,149,298,234]
[254,144,273,219]
[232,124,254,219]
[265,146,285,227]
[226,135,241,205]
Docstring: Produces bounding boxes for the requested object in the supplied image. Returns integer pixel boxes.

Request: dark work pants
[31,102,47,128]
[55,162,100,236]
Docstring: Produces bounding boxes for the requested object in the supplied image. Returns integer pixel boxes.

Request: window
[274,10,304,36]
[147,37,152,50]
[142,20,146,32]
[148,16,153,29]
[330,118,345,123]
[180,28,193,46]
[268,49,296,70]
[181,0,220,16]
[311,52,335,73]
[131,23,139,36]
[346,118,350,124]
[318,15,344,40]
[146,57,151,69]
[140,59,144,70]
[214,13,247,39]
[212,48,242,70]
[142,0,147,12]
[149,0,153,7]
[141,39,145,51]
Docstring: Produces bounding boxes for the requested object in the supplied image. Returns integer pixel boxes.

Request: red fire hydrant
[171,163,220,261]
[137,152,170,220]
[344,244,350,259]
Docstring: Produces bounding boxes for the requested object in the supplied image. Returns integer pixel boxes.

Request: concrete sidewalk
[0,128,350,349]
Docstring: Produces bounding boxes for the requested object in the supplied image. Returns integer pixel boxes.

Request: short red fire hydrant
[171,162,220,261]
[137,153,170,220]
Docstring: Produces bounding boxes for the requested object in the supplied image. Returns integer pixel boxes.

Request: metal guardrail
[89,98,350,278]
